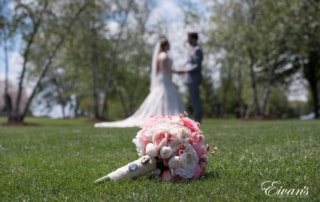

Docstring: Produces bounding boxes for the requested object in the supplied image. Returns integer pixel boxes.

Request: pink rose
[161,170,172,181]
[192,165,204,179]
[190,133,204,144]
[153,131,168,148]
[192,143,207,158]
[181,117,200,132]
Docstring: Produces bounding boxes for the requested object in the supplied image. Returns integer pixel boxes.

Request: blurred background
[0,0,318,122]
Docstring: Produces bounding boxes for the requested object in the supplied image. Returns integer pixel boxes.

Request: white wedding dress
[94,43,185,128]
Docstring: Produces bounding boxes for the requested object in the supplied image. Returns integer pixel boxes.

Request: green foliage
[9,0,155,119]
[200,75,216,118]
[206,0,319,118]
[265,87,289,118]
[287,100,309,118]
[0,118,319,201]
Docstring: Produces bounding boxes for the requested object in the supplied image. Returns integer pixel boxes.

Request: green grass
[0,118,319,201]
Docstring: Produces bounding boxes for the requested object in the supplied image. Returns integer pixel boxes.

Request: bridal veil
[94,40,184,128]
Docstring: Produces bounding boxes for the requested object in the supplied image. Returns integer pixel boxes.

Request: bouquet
[95,114,216,182]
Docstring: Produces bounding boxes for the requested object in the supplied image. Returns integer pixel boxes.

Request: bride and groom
[95,32,203,128]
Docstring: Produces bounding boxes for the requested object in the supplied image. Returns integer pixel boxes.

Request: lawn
[0,118,319,201]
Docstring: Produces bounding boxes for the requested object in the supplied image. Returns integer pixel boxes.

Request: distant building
[0,81,27,116]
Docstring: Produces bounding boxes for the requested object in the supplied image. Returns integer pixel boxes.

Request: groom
[184,32,203,123]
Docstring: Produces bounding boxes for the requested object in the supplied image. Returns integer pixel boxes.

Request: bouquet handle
[95,155,157,182]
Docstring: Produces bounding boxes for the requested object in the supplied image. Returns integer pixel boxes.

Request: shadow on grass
[0,121,40,127]
[143,169,220,183]
[202,170,220,180]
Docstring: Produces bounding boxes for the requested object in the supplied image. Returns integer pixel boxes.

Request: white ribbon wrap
[95,155,157,182]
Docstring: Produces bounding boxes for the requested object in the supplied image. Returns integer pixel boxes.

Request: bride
[94,37,185,128]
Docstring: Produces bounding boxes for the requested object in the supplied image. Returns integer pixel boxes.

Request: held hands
[175,69,186,74]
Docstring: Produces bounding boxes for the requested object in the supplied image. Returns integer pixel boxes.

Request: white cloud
[287,78,308,102]
[106,21,120,36]
[9,0,38,11]
[9,52,23,74]
[147,0,184,27]
[0,51,22,87]
[7,52,22,87]
[0,51,38,97]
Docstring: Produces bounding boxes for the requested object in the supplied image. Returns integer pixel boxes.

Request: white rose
[175,144,199,178]
[146,143,159,157]
[171,127,191,144]
[168,156,181,169]
[160,146,173,159]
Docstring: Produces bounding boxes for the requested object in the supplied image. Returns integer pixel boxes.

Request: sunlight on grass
[0,118,319,201]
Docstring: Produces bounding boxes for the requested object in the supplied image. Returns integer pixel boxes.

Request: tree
[286,0,320,118]
[207,0,309,119]
[8,0,87,122]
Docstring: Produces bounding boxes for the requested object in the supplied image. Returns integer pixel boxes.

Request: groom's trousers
[187,74,202,123]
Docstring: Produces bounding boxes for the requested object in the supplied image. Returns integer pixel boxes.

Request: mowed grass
[0,117,319,201]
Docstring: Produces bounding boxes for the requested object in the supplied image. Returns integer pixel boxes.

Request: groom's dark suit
[186,45,203,123]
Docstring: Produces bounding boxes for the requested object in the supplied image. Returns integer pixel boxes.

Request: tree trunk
[235,68,244,118]
[304,50,319,119]
[261,63,273,117]
[100,0,133,119]
[90,25,101,120]
[3,30,12,118]
[221,74,231,117]
[117,87,129,117]
[12,8,44,122]
[248,49,261,116]
[51,69,67,119]
[245,100,253,119]
[92,62,100,119]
